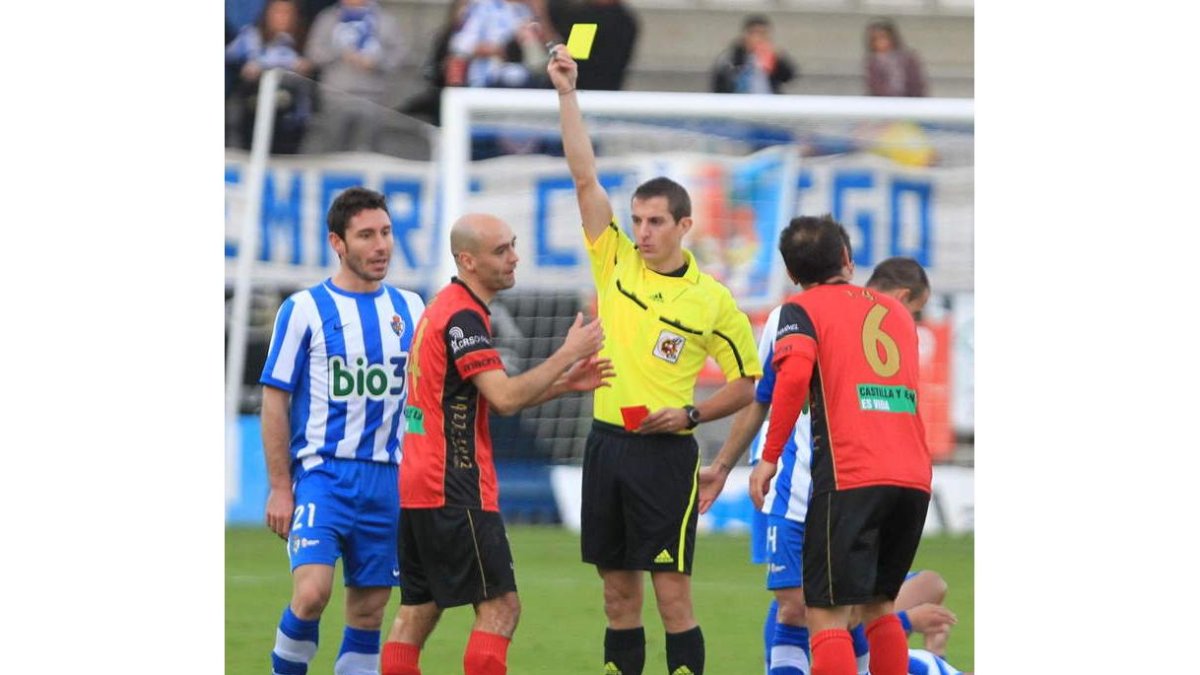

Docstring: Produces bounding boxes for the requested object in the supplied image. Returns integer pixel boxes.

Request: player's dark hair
[633,177,692,222]
[743,14,770,30]
[327,187,389,239]
[867,257,929,298]
[778,214,850,285]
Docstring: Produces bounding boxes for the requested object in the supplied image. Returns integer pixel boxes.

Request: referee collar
[643,249,701,284]
[450,276,491,315]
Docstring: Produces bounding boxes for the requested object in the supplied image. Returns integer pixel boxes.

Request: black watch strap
[683,404,701,429]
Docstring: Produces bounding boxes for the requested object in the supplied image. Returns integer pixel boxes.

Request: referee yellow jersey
[586,221,762,431]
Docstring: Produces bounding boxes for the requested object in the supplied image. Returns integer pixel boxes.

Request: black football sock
[604,626,646,675]
[665,625,704,675]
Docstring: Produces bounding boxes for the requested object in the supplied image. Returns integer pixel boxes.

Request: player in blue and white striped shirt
[260,187,425,675]
[699,303,813,675]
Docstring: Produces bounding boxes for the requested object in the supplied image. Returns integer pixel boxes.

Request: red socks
[380,641,422,675]
[464,630,511,675]
[809,629,857,675]
[865,614,909,675]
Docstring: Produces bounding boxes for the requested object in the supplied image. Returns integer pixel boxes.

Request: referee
[549,49,761,675]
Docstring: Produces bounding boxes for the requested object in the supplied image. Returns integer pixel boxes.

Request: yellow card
[566,23,597,60]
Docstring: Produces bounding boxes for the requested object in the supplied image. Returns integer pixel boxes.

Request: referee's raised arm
[548,46,614,243]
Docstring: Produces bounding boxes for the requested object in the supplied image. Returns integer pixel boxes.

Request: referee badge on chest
[653,329,686,364]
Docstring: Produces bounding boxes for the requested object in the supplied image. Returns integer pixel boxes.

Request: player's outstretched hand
[562,356,615,392]
[562,312,604,361]
[546,43,578,94]
[906,603,958,637]
[265,487,294,540]
[697,465,730,514]
[747,460,777,511]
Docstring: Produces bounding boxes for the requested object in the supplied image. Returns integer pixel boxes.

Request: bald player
[379,214,614,675]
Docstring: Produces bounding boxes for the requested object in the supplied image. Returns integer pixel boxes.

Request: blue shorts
[764,514,805,591]
[750,509,770,565]
[287,458,400,588]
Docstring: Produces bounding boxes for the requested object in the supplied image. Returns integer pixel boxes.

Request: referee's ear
[678,216,693,236]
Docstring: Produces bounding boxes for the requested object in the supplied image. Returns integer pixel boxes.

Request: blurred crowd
[225,0,932,155]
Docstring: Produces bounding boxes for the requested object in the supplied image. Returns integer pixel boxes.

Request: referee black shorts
[581,421,700,574]
[802,485,930,608]
[397,506,517,608]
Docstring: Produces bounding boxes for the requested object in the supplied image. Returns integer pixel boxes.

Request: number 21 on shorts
[292,503,316,531]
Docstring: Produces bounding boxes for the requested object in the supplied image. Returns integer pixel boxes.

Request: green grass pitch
[226,526,973,673]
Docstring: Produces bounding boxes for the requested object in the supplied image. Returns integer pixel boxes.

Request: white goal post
[435,87,975,289]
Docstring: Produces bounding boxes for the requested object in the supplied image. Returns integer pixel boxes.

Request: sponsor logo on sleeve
[775,322,801,339]
[449,325,491,353]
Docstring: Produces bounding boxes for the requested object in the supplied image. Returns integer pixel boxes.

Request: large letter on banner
[832,170,875,268]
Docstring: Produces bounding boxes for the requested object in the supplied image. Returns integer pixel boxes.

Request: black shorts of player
[397,506,517,608]
[581,421,700,574]
[802,485,930,608]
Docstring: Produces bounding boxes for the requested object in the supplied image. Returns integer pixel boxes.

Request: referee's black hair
[632,177,691,222]
[327,186,390,239]
[778,214,850,285]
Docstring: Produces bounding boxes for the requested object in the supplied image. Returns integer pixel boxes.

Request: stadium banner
[224,149,972,299]
[550,465,974,536]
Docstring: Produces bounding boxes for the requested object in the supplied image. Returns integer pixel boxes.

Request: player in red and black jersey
[749,215,933,675]
[380,213,612,675]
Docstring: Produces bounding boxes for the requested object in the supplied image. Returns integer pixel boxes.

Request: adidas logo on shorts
[654,549,675,564]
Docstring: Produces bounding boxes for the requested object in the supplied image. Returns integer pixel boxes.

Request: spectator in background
[305,0,406,151]
[550,0,639,91]
[225,0,315,153]
[864,18,928,97]
[447,0,558,89]
[710,15,796,95]
[398,0,471,125]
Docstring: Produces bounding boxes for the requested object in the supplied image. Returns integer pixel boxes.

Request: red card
[620,405,650,432]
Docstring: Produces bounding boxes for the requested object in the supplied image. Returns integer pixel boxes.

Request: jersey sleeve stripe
[711,328,747,377]
[261,296,300,388]
[754,346,776,403]
[754,305,783,404]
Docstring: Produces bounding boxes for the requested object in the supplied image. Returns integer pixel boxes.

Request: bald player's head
[450,213,520,294]
[450,214,490,257]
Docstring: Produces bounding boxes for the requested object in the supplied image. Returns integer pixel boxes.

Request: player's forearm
[527,378,569,408]
[694,376,755,426]
[710,400,769,474]
[491,349,575,415]
[557,91,596,184]
[557,91,613,239]
[260,388,293,490]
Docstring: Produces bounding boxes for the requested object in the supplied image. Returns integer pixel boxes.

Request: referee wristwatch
[683,405,701,430]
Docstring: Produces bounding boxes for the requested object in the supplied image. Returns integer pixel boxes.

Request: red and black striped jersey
[400,278,506,510]
[763,283,931,494]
